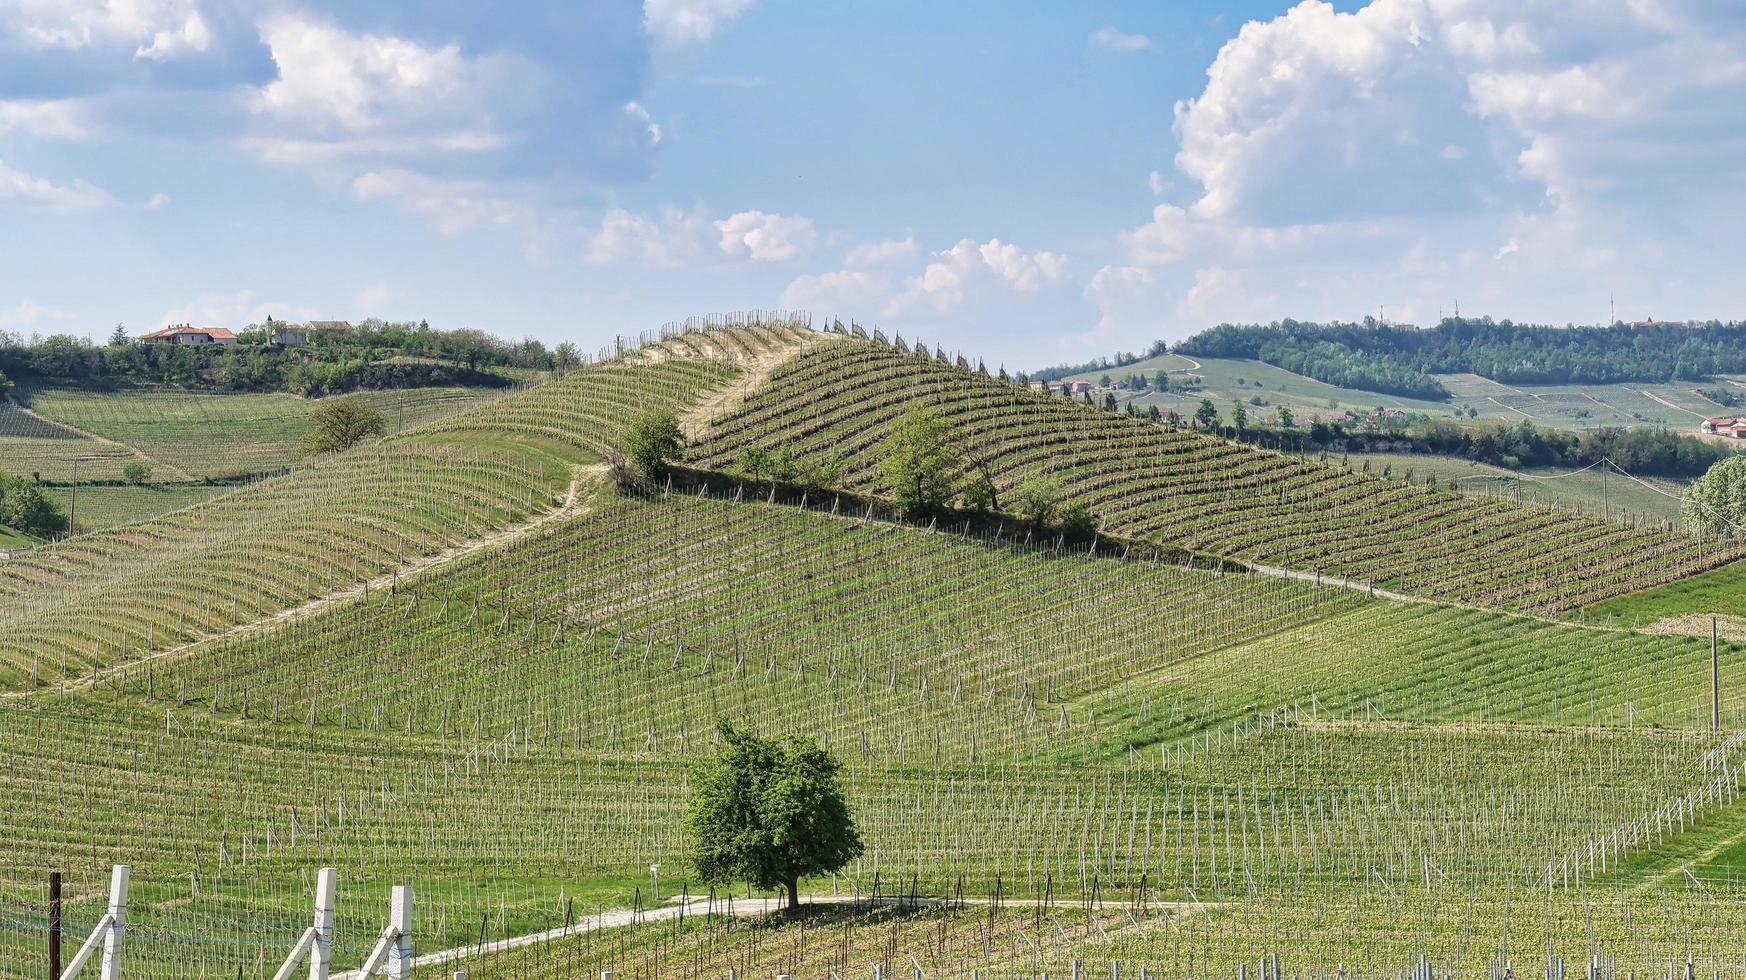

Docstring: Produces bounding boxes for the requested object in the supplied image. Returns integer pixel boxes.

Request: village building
[1702,416,1746,438]
[138,324,238,345]
[271,320,352,346]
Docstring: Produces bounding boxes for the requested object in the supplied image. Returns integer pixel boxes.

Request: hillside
[694,337,1743,613]
[3,318,1746,976]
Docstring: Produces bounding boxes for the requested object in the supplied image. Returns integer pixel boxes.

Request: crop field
[17,385,519,482]
[43,483,234,533]
[1333,452,1687,525]
[4,321,1746,977]
[694,339,1743,613]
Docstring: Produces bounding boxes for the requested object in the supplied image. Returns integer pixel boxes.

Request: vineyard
[3,318,1746,977]
[694,340,1744,614]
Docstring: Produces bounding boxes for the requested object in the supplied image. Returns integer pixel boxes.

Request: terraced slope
[693,340,1741,613]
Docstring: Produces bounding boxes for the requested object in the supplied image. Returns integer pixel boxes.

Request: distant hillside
[1174,317,1746,398]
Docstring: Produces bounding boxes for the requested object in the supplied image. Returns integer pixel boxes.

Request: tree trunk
[785,874,802,912]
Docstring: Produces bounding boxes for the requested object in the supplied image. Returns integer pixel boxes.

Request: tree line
[1174,317,1746,399]
[0,319,567,395]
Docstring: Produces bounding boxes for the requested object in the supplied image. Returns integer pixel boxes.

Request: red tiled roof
[142,325,236,340]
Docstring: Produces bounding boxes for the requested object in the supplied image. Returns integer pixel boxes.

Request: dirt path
[679,331,830,442]
[331,893,1212,977]
[7,464,604,699]
[7,402,194,481]
[1643,613,1746,642]
[1486,394,1535,419]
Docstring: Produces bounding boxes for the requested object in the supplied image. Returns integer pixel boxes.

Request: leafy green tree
[685,723,863,911]
[1103,392,1118,412]
[0,471,67,538]
[1012,476,1060,528]
[1059,500,1098,543]
[1194,399,1219,432]
[1232,401,1249,432]
[1098,374,1112,387]
[959,471,997,515]
[879,405,961,518]
[1683,456,1746,538]
[737,445,772,482]
[624,409,685,481]
[298,396,387,457]
[0,367,12,398]
[108,323,129,346]
[1278,406,1294,429]
[1153,370,1168,392]
[122,461,152,485]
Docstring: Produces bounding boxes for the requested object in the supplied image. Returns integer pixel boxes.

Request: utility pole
[1601,461,1609,520]
[48,871,61,978]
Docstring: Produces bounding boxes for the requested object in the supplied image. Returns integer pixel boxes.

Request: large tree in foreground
[298,396,387,457]
[1683,455,1746,538]
[879,405,961,518]
[685,722,863,911]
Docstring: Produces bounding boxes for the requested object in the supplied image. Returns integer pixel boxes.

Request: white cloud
[0,99,93,140]
[249,13,523,146]
[145,192,170,210]
[779,268,890,316]
[979,238,1067,293]
[645,0,756,47]
[844,235,917,269]
[1494,237,1520,259]
[584,207,709,267]
[1181,266,1241,314]
[0,300,71,329]
[352,170,522,236]
[1147,170,1170,196]
[354,281,394,310]
[714,209,817,262]
[1091,27,1153,52]
[0,0,210,59]
[623,101,662,146]
[0,159,112,210]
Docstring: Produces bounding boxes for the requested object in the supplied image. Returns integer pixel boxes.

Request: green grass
[0,524,37,549]
[44,482,233,533]
[1586,560,1746,623]
[1336,451,1687,526]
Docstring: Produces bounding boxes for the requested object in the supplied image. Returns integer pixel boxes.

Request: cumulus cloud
[844,235,917,269]
[0,300,71,329]
[157,290,309,330]
[623,101,662,146]
[714,210,817,262]
[0,0,210,59]
[781,235,1073,320]
[645,0,756,47]
[584,207,709,267]
[0,160,112,210]
[1091,28,1153,52]
[978,238,1067,293]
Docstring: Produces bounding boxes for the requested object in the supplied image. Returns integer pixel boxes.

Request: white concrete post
[99,865,128,980]
[387,885,413,980]
[310,867,337,980]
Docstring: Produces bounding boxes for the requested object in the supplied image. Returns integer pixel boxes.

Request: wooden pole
[1713,616,1721,732]
[48,871,61,979]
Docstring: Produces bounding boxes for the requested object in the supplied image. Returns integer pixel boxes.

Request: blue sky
[1,0,1743,369]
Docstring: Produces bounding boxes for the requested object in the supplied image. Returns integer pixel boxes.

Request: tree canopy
[297,396,387,457]
[623,409,684,480]
[1683,456,1746,538]
[684,722,863,910]
[0,471,66,540]
[879,405,962,518]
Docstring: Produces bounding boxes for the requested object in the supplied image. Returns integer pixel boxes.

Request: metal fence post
[98,865,128,980]
[387,885,412,980]
[310,867,336,980]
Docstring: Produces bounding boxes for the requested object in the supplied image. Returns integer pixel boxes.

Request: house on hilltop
[139,324,238,346]
[1702,416,1746,438]
[271,320,351,346]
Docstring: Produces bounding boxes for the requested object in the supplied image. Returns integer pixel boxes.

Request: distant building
[139,324,238,346]
[272,320,352,346]
[1703,416,1746,438]
[1069,380,1093,395]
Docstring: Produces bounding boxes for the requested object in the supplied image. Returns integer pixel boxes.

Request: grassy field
[1586,560,1746,624]
[4,322,1746,976]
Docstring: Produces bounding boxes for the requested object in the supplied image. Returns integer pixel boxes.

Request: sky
[1,0,1743,370]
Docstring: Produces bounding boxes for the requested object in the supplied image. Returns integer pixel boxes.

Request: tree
[959,471,996,514]
[1102,392,1118,412]
[0,367,12,398]
[685,723,863,911]
[122,461,152,485]
[1194,399,1219,432]
[108,323,129,346]
[624,409,684,480]
[1278,406,1294,429]
[1059,500,1098,543]
[553,342,580,376]
[879,405,961,518]
[1683,456,1746,538]
[1153,370,1169,392]
[737,445,773,482]
[1013,476,1060,528]
[1232,401,1249,433]
[1098,374,1112,387]
[0,471,66,538]
[298,396,387,457]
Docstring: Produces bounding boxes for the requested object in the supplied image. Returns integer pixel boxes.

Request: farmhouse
[272,320,352,346]
[1068,380,1093,395]
[1702,416,1746,438]
[139,324,238,345]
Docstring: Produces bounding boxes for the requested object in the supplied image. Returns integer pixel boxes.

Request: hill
[2,316,1745,976]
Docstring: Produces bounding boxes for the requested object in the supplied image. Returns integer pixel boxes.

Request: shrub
[123,461,153,485]
[298,396,387,457]
[623,409,684,480]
